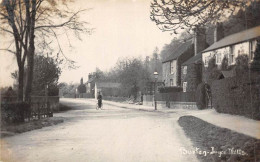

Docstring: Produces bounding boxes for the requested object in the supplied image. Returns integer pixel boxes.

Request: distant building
[94,82,121,99]
[86,74,96,98]
[77,78,86,98]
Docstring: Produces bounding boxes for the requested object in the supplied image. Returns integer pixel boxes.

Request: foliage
[220,56,229,71]
[223,1,260,36]
[12,55,61,96]
[32,55,61,96]
[204,57,222,85]
[0,0,92,101]
[251,39,260,72]
[195,83,208,110]
[150,0,246,33]
[211,76,260,120]
[59,82,78,97]
[1,102,30,123]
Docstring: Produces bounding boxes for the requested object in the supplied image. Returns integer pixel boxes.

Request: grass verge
[178,115,260,162]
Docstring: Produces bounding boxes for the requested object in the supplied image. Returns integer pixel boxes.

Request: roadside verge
[178,116,260,162]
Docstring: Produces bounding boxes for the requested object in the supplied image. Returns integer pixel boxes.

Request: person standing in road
[97,91,103,108]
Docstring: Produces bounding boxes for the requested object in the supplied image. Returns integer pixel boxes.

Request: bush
[204,57,222,85]
[251,38,260,72]
[159,86,183,93]
[1,102,30,124]
[220,56,229,70]
[195,83,208,110]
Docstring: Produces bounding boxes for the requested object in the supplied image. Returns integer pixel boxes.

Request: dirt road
[1,98,198,162]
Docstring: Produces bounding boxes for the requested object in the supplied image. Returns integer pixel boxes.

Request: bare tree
[0,0,92,102]
[150,0,248,34]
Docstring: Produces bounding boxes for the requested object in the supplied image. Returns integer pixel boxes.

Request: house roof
[162,40,193,63]
[203,26,260,53]
[96,82,121,88]
[182,52,202,66]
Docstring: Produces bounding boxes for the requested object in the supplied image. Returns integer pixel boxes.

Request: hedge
[211,74,260,120]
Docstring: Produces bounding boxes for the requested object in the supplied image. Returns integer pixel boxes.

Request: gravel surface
[178,116,260,162]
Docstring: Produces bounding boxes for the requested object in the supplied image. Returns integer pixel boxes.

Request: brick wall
[177,45,195,86]
[162,61,177,86]
[181,63,202,92]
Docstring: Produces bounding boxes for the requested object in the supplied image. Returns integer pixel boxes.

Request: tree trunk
[24,51,34,102]
[17,65,24,102]
[24,0,37,103]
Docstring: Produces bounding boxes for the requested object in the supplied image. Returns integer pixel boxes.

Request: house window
[170,79,174,87]
[170,60,175,74]
[183,82,187,92]
[250,40,257,61]
[216,53,222,64]
[183,66,187,75]
[229,46,235,65]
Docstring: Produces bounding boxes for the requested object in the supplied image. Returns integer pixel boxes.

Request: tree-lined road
[1,99,198,162]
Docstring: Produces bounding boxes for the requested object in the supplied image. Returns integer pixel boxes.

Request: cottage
[181,52,203,92]
[202,25,260,68]
[162,28,207,90]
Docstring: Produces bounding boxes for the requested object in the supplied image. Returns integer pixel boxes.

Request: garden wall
[143,92,197,109]
[211,77,260,120]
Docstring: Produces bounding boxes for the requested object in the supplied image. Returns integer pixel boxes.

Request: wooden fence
[1,96,59,123]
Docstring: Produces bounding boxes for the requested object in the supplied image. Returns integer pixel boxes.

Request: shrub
[204,57,222,85]
[251,38,260,72]
[235,54,249,70]
[195,83,208,110]
[159,86,183,93]
[1,102,30,124]
[220,56,229,70]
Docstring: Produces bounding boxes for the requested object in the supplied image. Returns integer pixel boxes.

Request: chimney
[193,27,207,55]
[88,74,92,80]
[80,78,83,85]
[214,22,224,43]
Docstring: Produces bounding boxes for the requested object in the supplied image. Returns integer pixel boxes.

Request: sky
[0,0,174,87]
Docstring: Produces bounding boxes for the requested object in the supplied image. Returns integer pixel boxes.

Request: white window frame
[229,46,235,65]
[183,66,187,75]
[170,79,174,87]
[183,82,187,92]
[216,53,221,64]
[170,60,175,74]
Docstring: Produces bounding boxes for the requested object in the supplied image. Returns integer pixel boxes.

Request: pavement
[97,99,260,139]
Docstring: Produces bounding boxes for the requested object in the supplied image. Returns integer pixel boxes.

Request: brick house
[180,23,226,92]
[181,53,203,92]
[162,28,207,90]
[202,25,260,68]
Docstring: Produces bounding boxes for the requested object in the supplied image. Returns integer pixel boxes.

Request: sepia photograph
[0,0,260,161]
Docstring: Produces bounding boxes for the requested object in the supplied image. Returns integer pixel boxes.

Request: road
[1,98,198,162]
